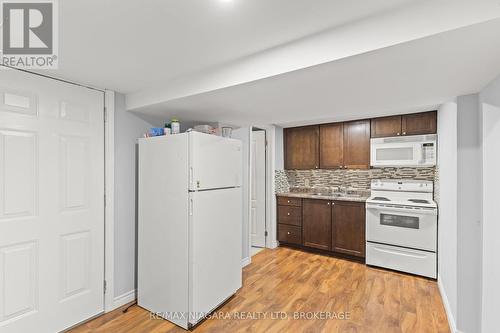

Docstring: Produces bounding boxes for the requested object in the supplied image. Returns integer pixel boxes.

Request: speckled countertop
[276,191,369,203]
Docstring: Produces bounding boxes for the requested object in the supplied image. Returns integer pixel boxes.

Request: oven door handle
[366,203,437,216]
[371,245,428,259]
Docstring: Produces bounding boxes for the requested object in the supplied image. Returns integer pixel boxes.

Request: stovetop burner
[372,197,390,201]
[408,199,430,204]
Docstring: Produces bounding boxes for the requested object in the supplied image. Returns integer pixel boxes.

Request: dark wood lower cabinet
[332,201,366,258]
[277,196,366,259]
[302,199,332,251]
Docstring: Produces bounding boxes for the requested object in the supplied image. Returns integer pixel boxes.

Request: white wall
[233,127,251,264]
[437,76,500,333]
[437,101,458,330]
[456,94,482,333]
[114,93,154,298]
[479,76,500,333]
[275,126,284,170]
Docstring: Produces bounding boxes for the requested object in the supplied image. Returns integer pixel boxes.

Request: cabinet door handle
[327,202,330,205]
[287,212,290,216]
[287,200,290,203]
[397,132,400,136]
[403,131,406,135]
[287,232,291,235]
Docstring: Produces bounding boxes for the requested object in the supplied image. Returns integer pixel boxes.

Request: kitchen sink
[308,192,362,198]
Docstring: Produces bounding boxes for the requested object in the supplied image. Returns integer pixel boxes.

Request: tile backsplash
[275,167,435,193]
[275,170,290,193]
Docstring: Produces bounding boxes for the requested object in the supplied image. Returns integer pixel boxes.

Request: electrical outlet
[304,179,310,187]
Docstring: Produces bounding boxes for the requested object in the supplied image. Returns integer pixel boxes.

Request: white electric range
[365,179,437,278]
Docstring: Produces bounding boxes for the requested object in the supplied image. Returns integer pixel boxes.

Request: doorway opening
[250,128,267,257]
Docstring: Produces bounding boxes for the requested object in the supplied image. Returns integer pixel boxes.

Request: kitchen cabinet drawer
[277,205,302,226]
[278,224,302,245]
[277,196,302,207]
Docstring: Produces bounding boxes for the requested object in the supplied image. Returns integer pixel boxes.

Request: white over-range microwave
[370,134,437,167]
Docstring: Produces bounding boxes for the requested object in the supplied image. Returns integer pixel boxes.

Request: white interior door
[0,68,105,332]
[251,130,266,248]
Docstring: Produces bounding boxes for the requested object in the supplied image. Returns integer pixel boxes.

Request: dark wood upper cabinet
[401,111,437,136]
[343,120,370,169]
[302,199,331,251]
[332,201,366,258]
[319,123,343,169]
[371,115,402,138]
[283,111,437,170]
[284,126,319,170]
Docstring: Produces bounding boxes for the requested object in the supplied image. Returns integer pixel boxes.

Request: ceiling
[34,0,500,128]
[131,18,500,127]
[47,0,417,93]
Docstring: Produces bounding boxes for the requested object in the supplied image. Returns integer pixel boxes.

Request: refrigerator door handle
[189,198,193,216]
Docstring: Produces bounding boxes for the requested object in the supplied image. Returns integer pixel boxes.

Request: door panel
[250,131,266,248]
[332,201,366,258]
[371,116,402,138]
[285,126,319,169]
[60,231,91,300]
[0,68,104,333]
[0,130,37,219]
[302,199,331,251]
[319,123,343,168]
[401,111,437,136]
[0,241,38,323]
[343,120,370,169]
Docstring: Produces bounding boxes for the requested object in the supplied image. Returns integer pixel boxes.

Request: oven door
[366,203,437,251]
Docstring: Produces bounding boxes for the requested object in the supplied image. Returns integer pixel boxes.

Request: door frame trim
[264,126,278,249]
[104,90,116,312]
[248,126,278,255]
[250,128,267,249]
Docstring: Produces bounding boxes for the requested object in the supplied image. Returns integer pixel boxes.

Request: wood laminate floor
[70,247,450,333]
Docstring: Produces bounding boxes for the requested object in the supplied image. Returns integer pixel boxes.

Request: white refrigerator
[138,131,243,329]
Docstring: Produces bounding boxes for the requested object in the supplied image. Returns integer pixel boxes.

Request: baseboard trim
[242,257,251,268]
[112,289,137,311]
[437,274,458,333]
